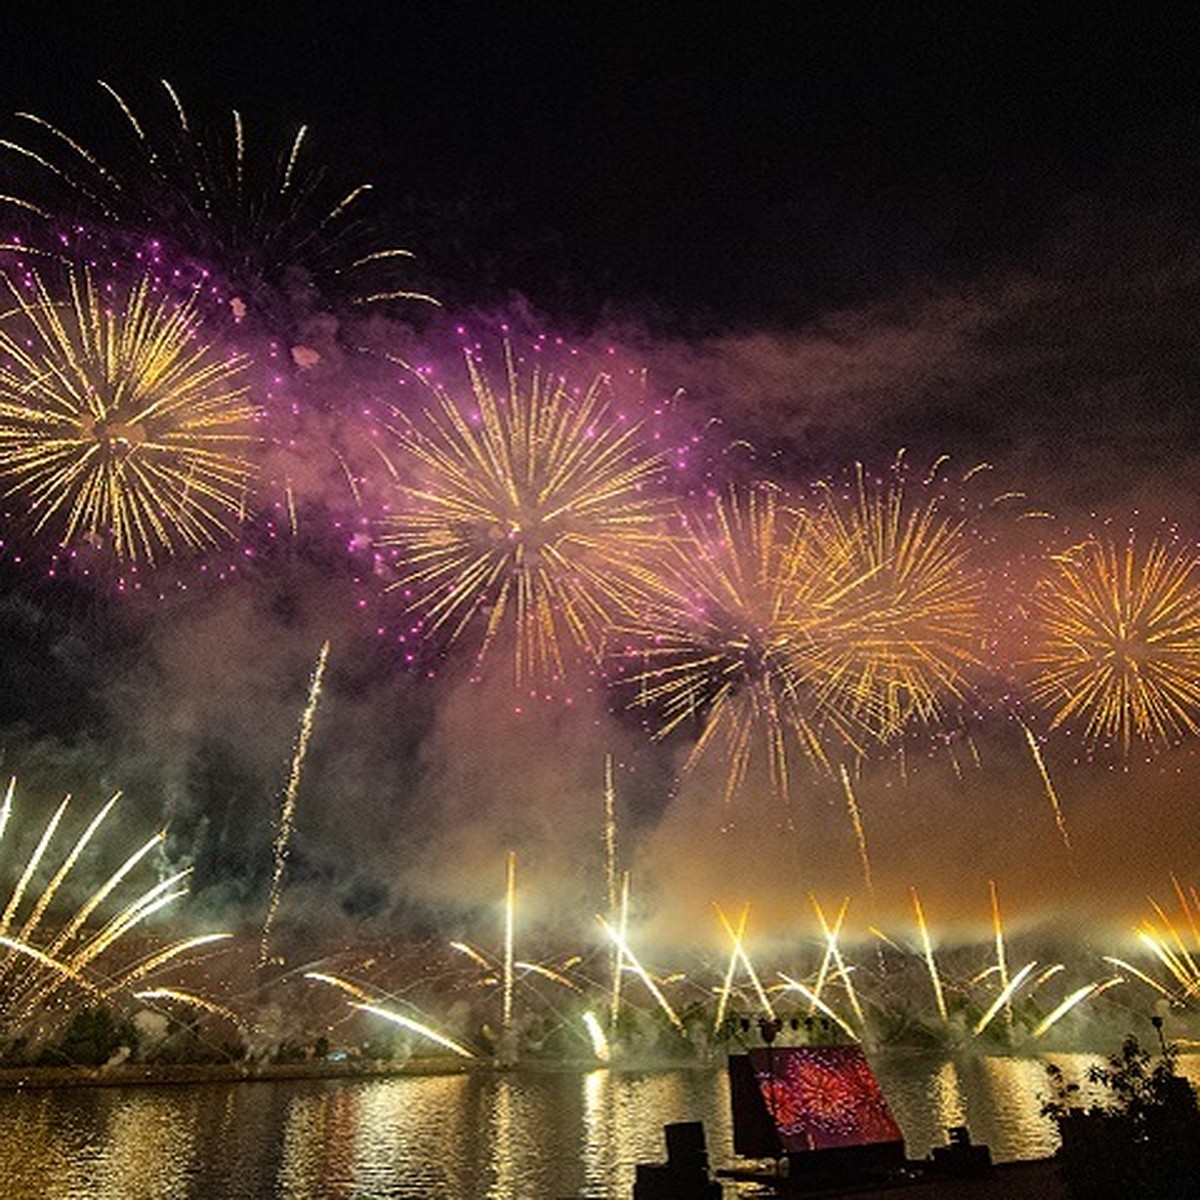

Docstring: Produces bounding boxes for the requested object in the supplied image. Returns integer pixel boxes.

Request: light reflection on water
[1,1054,1194,1200]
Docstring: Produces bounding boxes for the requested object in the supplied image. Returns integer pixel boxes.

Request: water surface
[1,1052,1181,1199]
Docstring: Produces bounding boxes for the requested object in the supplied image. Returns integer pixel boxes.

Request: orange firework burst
[803,461,987,740]
[0,265,260,563]
[1027,535,1200,752]
[616,484,867,802]
[379,345,671,681]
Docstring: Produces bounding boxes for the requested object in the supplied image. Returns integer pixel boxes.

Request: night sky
[1,5,1200,954]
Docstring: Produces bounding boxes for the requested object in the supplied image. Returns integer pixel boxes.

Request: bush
[1044,1034,1200,1198]
[40,1006,137,1067]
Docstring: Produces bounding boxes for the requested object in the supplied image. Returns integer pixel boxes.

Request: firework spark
[0,264,259,563]
[260,640,330,968]
[803,460,987,741]
[911,888,948,1024]
[381,346,671,681]
[0,783,229,1037]
[618,484,859,803]
[0,79,437,313]
[1027,535,1200,752]
[1018,719,1074,855]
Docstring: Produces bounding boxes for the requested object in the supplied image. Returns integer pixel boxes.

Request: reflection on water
[0,1054,1193,1199]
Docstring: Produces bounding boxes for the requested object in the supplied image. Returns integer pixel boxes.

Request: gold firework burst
[804,462,987,740]
[1027,535,1200,752]
[616,484,865,802]
[0,265,260,562]
[380,346,671,681]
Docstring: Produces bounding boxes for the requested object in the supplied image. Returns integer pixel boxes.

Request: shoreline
[0,1057,474,1090]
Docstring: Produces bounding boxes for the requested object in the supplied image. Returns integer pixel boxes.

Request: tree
[1044,1034,1200,1198]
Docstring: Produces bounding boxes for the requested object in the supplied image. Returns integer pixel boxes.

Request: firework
[1026,535,1200,753]
[617,484,860,803]
[502,850,516,1033]
[0,264,259,563]
[910,888,948,1023]
[0,782,229,1039]
[380,346,671,681]
[597,915,687,1036]
[714,903,775,1027]
[802,460,988,741]
[1,80,436,315]
[260,640,330,968]
[1031,977,1123,1038]
[974,961,1038,1036]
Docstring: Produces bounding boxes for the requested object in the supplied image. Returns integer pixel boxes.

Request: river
[0,1051,1184,1199]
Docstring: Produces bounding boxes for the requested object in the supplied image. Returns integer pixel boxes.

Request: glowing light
[354,1002,477,1060]
[381,345,670,681]
[619,484,850,803]
[260,640,330,968]
[803,459,987,740]
[1,80,437,311]
[911,888,948,1023]
[1027,535,1200,752]
[0,266,258,563]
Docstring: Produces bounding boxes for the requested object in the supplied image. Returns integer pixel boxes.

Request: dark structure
[631,1120,722,1200]
[722,1042,994,1193]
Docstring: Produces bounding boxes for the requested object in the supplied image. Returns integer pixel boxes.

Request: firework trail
[989,878,1011,1027]
[713,903,775,1026]
[305,972,476,1058]
[810,895,865,1026]
[911,887,948,1023]
[259,640,330,968]
[354,1002,476,1059]
[609,871,629,1032]
[603,754,618,925]
[777,972,858,1040]
[0,784,229,1032]
[0,79,437,314]
[502,850,516,1033]
[974,961,1038,1036]
[1018,718,1074,857]
[598,914,686,1036]
[381,345,671,682]
[1027,534,1200,753]
[1031,977,1123,1038]
[0,264,259,563]
[838,764,874,899]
